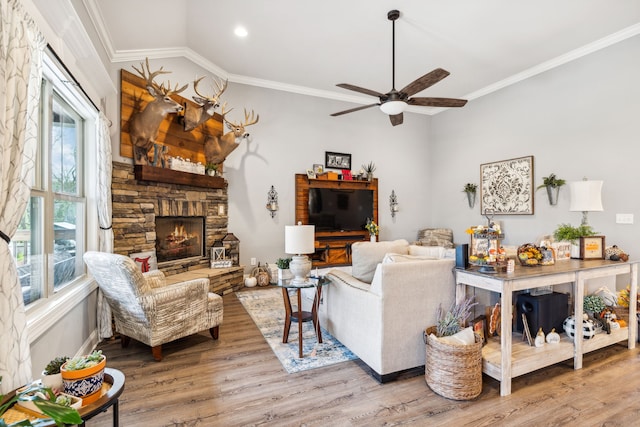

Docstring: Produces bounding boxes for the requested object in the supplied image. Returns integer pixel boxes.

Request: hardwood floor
[91,288,640,426]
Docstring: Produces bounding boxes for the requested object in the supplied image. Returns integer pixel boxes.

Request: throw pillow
[351,239,409,283]
[416,228,454,248]
[409,244,446,259]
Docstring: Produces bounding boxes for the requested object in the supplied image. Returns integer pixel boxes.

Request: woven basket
[424,326,483,400]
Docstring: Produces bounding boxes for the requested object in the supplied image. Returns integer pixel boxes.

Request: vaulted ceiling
[42,0,640,114]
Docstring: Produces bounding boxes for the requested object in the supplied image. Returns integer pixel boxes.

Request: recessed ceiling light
[234,26,248,38]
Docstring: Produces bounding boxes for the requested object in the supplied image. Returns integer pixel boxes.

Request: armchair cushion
[351,239,409,283]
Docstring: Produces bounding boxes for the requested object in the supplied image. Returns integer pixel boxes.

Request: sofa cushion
[382,253,438,263]
[351,239,409,283]
[409,244,446,258]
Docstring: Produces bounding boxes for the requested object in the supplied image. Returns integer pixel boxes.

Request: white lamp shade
[285,224,315,255]
[569,180,603,212]
[379,100,407,115]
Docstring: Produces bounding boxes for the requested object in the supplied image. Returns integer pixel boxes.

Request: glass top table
[274,277,330,358]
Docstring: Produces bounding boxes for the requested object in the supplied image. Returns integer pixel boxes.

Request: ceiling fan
[331,10,467,126]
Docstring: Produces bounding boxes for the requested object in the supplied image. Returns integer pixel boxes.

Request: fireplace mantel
[134,165,226,189]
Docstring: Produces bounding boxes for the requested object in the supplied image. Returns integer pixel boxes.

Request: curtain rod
[46,43,99,113]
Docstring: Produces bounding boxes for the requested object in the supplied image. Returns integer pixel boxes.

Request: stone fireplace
[111,161,229,276]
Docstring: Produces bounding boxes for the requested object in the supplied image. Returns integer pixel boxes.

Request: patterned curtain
[0,0,45,393]
[96,111,114,339]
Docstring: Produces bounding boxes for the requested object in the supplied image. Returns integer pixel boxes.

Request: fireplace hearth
[156,216,205,263]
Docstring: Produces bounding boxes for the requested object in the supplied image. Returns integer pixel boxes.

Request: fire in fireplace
[155,216,205,263]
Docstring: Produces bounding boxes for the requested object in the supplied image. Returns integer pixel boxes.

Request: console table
[455,259,638,396]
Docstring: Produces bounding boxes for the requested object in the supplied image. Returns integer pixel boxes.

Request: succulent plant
[43,356,70,375]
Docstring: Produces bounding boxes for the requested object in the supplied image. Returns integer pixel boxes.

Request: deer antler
[242,109,259,127]
[220,104,235,122]
[131,57,170,91]
[193,76,228,102]
[159,80,188,96]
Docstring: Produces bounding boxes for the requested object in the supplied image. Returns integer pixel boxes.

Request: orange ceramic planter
[61,356,106,405]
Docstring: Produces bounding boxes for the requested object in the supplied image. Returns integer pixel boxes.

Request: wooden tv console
[455,259,638,396]
[294,174,378,267]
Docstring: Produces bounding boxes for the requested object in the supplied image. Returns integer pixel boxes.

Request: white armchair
[84,251,223,361]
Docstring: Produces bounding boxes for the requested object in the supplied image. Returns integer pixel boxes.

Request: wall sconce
[390,190,399,218]
[266,185,279,218]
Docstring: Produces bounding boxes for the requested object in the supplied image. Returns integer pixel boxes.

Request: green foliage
[463,183,477,193]
[63,350,103,371]
[435,297,478,337]
[276,257,291,269]
[362,162,376,173]
[537,173,566,190]
[553,223,597,243]
[43,356,69,375]
[0,377,82,426]
[365,219,379,236]
[205,163,218,171]
[584,295,606,314]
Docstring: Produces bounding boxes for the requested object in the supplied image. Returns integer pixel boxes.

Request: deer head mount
[183,75,228,132]
[204,108,260,165]
[128,57,187,164]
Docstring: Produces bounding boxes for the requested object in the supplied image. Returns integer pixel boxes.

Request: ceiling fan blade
[336,83,385,98]
[330,103,380,117]
[408,97,468,108]
[389,113,403,126]
[400,68,450,97]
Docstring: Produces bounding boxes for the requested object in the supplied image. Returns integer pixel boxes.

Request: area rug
[237,287,357,373]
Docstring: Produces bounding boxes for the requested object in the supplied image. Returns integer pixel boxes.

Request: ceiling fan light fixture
[380,100,406,115]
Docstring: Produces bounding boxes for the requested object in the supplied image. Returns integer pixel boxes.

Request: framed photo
[313,164,324,175]
[341,169,353,180]
[325,151,351,170]
[480,155,534,215]
[306,169,316,179]
[578,236,605,259]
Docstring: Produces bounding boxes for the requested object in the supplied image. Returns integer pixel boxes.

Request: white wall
[429,34,640,256]
[108,57,435,268]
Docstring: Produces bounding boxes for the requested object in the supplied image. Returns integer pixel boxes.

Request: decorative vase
[207,169,216,176]
[41,371,63,391]
[370,235,377,243]
[466,192,476,209]
[367,172,373,181]
[546,186,559,205]
[61,355,106,405]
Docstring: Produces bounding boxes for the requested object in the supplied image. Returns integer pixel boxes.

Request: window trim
[25,50,100,344]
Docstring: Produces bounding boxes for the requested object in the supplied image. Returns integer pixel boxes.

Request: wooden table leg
[282,287,292,343]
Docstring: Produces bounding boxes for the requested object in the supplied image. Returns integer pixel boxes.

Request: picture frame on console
[325,151,351,170]
[480,155,534,215]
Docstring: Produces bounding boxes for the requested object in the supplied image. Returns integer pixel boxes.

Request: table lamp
[285,222,315,284]
[569,178,603,226]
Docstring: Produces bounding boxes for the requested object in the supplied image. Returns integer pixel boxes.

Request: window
[9,52,94,306]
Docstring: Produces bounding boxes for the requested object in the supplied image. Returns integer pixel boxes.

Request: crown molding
[83,0,640,117]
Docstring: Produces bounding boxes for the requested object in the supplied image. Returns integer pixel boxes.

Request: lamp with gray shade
[569,179,603,226]
[285,223,315,285]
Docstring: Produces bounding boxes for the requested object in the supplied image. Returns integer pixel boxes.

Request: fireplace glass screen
[155,216,205,262]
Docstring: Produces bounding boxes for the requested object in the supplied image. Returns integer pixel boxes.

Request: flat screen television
[308,187,374,232]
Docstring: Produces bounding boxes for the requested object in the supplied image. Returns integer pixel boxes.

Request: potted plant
[0,377,82,426]
[41,356,69,391]
[553,223,598,258]
[365,219,379,242]
[276,257,293,281]
[362,162,376,181]
[60,350,106,406]
[205,163,218,176]
[463,183,477,208]
[537,173,566,205]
